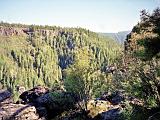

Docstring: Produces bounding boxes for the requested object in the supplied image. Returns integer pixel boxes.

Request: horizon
[0,0,159,33]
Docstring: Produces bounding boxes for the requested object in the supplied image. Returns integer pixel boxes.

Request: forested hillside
[1,7,160,120]
[0,22,121,98]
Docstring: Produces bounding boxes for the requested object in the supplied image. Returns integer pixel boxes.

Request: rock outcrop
[0,89,12,103]
[87,99,123,120]
[87,90,144,120]
[0,89,42,120]
[17,86,78,119]
[97,108,122,120]
[0,87,144,120]
[19,86,49,104]
[0,25,58,37]
[100,90,126,105]
[0,26,26,36]
[0,103,41,120]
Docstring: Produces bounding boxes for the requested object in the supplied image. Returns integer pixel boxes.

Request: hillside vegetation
[119,7,160,119]
[0,22,121,99]
[1,7,160,120]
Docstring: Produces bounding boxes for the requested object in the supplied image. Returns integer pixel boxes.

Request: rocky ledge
[0,89,43,120]
[0,87,144,120]
[0,26,58,37]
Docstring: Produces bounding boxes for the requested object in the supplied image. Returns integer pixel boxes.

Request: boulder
[0,89,12,102]
[0,88,46,120]
[37,92,78,119]
[19,86,49,104]
[100,90,126,105]
[110,91,125,105]
[18,87,78,119]
[0,103,42,120]
[100,108,122,120]
[87,100,111,118]
[17,86,50,119]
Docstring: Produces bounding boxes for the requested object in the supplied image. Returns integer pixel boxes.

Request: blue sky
[0,0,159,32]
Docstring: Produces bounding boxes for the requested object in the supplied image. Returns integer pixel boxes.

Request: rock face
[17,86,50,118]
[0,26,26,36]
[87,100,111,118]
[99,108,122,120]
[91,91,144,120]
[0,104,41,120]
[0,26,58,37]
[0,89,12,102]
[100,90,126,105]
[110,91,125,105]
[0,88,144,120]
[28,91,78,119]
[0,86,50,120]
[88,99,122,120]
[19,86,49,104]
[0,89,42,120]
[18,86,79,119]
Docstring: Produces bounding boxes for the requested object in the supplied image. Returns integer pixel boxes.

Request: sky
[0,0,159,33]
